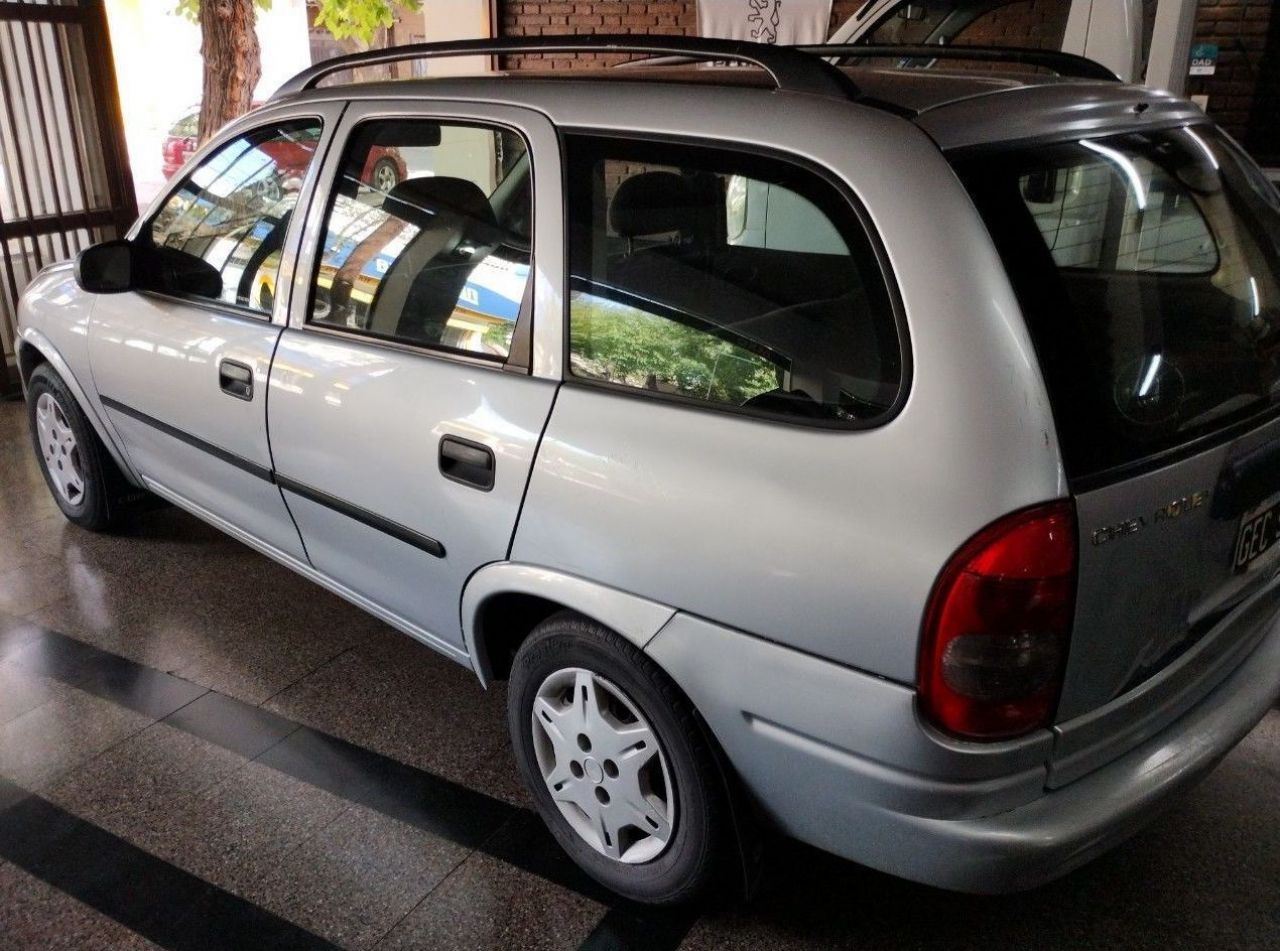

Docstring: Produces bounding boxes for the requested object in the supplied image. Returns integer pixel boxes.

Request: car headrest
[609,171,703,238]
[383,176,497,237]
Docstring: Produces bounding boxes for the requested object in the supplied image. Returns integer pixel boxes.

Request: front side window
[565,136,901,425]
[307,119,531,361]
[148,120,322,313]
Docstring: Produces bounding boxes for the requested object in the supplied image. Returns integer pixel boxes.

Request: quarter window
[307,119,532,361]
[148,120,322,313]
[565,136,901,424]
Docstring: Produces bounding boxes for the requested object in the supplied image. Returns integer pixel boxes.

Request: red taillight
[919,501,1077,740]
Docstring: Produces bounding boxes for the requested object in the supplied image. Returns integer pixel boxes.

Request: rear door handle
[439,435,494,491]
[219,359,254,401]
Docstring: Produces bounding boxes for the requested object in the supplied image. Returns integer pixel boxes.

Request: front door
[266,102,562,656]
[90,107,342,559]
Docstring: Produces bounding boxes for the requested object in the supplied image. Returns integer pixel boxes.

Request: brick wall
[496,1,1279,163]
[1188,0,1277,164]
[499,2,865,69]
[951,0,1070,49]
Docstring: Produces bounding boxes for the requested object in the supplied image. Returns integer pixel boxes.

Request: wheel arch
[461,563,677,687]
[17,329,142,486]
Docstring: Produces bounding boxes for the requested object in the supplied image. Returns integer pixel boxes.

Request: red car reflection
[161,107,406,190]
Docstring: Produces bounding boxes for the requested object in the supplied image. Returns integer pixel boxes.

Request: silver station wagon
[16,36,1280,905]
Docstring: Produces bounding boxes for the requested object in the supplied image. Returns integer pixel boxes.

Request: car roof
[275,63,1205,152]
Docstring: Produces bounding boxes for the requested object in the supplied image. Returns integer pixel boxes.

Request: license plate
[1233,498,1280,573]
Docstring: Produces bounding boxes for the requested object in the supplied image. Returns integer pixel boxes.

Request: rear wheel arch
[462,564,677,686]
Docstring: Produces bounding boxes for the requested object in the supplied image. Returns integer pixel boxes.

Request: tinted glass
[308,119,531,361]
[565,136,900,424]
[148,120,322,312]
[955,126,1280,479]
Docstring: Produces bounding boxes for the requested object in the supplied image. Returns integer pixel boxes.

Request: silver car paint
[460,562,678,686]
[16,265,140,484]
[16,71,1280,895]
[648,591,1280,892]
[489,81,1065,681]
[263,99,563,652]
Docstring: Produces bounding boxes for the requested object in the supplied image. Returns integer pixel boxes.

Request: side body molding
[19,326,142,486]
[461,563,677,687]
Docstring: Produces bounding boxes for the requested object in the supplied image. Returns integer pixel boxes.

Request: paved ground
[0,397,1278,950]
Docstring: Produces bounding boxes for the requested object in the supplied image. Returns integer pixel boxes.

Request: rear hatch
[952,124,1280,781]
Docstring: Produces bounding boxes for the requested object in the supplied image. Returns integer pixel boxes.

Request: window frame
[298,114,538,373]
[559,129,910,432]
[134,113,331,324]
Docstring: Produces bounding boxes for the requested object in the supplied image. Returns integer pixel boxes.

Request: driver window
[148,120,323,313]
[307,119,532,360]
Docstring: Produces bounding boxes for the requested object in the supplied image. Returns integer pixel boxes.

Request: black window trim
[139,115,328,323]
[300,115,538,375]
[557,127,911,433]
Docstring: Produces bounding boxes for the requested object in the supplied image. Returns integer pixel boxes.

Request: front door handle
[219,359,254,401]
[439,435,494,491]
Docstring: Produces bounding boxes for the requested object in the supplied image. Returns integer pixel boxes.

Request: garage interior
[1,1,1279,949]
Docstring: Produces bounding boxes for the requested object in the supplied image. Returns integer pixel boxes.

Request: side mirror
[74,240,135,294]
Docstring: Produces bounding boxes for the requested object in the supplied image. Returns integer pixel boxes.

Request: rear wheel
[27,365,131,532]
[508,611,731,905]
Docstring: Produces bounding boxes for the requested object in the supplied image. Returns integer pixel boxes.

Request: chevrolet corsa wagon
[16,36,1280,905]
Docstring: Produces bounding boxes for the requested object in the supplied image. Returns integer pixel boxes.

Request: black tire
[508,611,732,905]
[26,364,132,532]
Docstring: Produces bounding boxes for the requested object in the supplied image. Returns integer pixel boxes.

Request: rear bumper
[646,604,1280,893]
[889,605,1280,892]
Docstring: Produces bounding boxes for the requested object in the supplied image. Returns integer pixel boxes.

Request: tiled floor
[1,395,1279,950]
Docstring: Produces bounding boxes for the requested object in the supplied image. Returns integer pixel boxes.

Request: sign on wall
[1189,42,1219,76]
[698,0,833,45]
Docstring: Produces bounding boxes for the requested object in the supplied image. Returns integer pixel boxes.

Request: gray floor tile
[0,860,164,951]
[111,759,349,896]
[249,804,471,950]
[0,662,60,727]
[265,633,529,806]
[0,685,153,789]
[0,556,95,617]
[43,721,248,827]
[373,851,606,951]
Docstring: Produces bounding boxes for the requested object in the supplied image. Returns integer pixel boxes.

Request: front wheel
[27,364,130,532]
[508,611,732,905]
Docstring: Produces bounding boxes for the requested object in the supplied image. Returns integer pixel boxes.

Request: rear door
[953,124,1280,777]
[91,107,342,558]
[266,101,560,656]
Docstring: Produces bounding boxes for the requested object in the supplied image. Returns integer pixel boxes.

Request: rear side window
[307,119,531,361]
[955,126,1280,479]
[564,135,901,425]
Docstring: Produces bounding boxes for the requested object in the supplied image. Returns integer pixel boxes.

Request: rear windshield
[954,125,1280,480]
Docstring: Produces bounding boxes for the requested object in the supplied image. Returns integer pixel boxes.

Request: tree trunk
[198,0,261,144]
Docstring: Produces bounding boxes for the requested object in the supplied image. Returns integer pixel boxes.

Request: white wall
[105,0,312,206]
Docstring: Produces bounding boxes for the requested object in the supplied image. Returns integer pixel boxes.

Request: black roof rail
[804,44,1121,82]
[271,34,858,101]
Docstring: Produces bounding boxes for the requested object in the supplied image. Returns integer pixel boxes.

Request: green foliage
[176,0,422,46]
[570,294,781,407]
[313,0,424,44]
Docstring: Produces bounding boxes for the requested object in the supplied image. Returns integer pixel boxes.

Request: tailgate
[950,122,1280,775]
